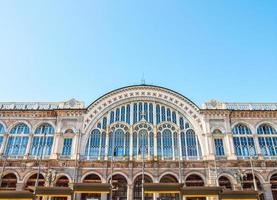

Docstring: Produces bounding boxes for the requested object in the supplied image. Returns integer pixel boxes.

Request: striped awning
[0,190,33,200]
[72,183,110,194]
[143,183,184,194]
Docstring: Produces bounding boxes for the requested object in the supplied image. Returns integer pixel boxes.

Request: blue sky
[0,1,276,106]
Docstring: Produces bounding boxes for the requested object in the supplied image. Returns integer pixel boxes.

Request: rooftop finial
[141,73,146,85]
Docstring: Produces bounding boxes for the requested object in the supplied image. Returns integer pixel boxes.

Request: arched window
[257,124,277,157]
[30,123,54,158]
[5,123,30,157]
[126,104,131,124]
[186,129,201,158]
[242,173,262,191]
[149,103,153,124]
[270,174,277,199]
[162,129,173,158]
[0,173,17,190]
[185,174,204,187]
[25,173,45,189]
[144,103,148,121]
[108,129,129,158]
[82,174,101,199]
[218,176,232,190]
[160,174,179,199]
[55,176,69,187]
[232,124,256,157]
[133,124,154,159]
[108,174,128,200]
[133,175,153,200]
[156,105,160,124]
[85,129,101,159]
[0,123,5,149]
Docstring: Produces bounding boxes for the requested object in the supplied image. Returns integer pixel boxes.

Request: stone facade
[0,85,276,200]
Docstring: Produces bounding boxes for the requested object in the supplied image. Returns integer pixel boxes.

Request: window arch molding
[158,172,179,183]
[231,122,255,134]
[184,171,206,185]
[22,171,46,185]
[240,170,265,185]
[133,172,155,183]
[2,170,20,183]
[0,121,7,133]
[81,172,104,183]
[34,122,55,134]
[107,172,131,185]
[133,121,154,159]
[211,127,225,135]
[218,173,236,188]
[7,121,32,133]
[255,121,277,132]
[54,173,72,185]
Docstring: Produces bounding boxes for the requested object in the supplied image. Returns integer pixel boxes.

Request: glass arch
[257,124,277,157]
[232,124,256,157]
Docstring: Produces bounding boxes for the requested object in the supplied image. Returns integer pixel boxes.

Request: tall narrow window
[172,112,176,124]
[162,129,173,158]
[85,129,101,159]
[133,103,138,124]
[0,124,4,149]
[156,105,160,124]
[126,104,131,124]
[144,103,148,121]
[149,103,153,124]
[179,117,184,130]
[102,117,107,130]
[139,103,143,121]
[166,108,171,121]
[161,106,166,122]
[110,111,115,124]
[115,108,120,122]
[121,106,125,122]
[214,138,225,157]
[62,138,72,156]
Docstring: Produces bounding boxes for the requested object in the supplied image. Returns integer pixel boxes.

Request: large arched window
[30,123,54,158]
[232,124,256,157]
[0,173,17,190]
[0,123,5,149]
[181,129,201,159]
[133,123,154,159]
[5,123,30,157]
[85,129,101,159]
[185,174,204,187]
[218,176,232,190]
[257,124,277,157]
[134,175,153,200]
[108,127,130,159]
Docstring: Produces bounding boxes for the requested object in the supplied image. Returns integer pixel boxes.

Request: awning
[143,183,184,194]
[72,183,110,194]
[220,190,259,200]
[0,190,33,200]
[182,186,222,197]
[29,187,72,197]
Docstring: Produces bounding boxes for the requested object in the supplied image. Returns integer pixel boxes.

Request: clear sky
[0,1,276,107]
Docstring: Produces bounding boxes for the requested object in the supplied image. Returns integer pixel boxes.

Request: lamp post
[110,128,116,200]
[249,149,258,191]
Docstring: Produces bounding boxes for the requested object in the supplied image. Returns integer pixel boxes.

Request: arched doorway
[270,174,277,200]
[81,174,102,200]
[242,173,264,200]
[55,176,70,187]
[52,176,70,200]
[25,173,45,200]
[159,174,179,200]
[185,174,204,187]
[218,176,232,190]
[108,174,128,200]
[133,174,153,200]
[25,173,45,188]
[0,173,17,190]
[185,174,205,200]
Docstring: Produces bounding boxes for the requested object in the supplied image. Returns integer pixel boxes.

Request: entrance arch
[55,176,70,187]
[270,173,277,199]
[0,173,17,190]
[81,173,102,200]
[25,173,45,189]
[185,174,204,187]
[218,176,232,190]
[108,174,128,200]
[133,174,153,200]
[160,174,179,200]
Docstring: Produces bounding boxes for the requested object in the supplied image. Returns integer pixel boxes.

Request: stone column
[127,184,133,200]
[52,132,62,159]
[25,133,33,159]
[16,182,24,191]
[263,183,274,200]
[226,132,236,160]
